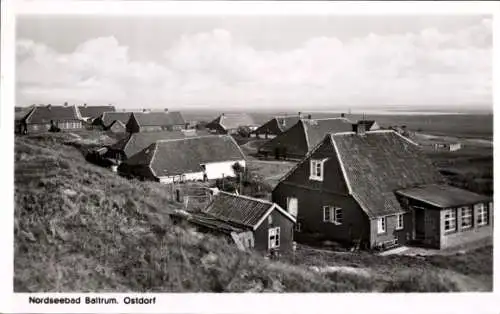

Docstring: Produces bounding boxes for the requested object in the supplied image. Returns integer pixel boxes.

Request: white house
[117,135,246,184]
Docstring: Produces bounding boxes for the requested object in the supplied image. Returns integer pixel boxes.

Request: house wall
[253,208,294,253]
[204,160,246,180]
[57,120,83,129]
[27,123,51,132]
[440,201,493,249]
[273,183,370,247]
[259,121,308,159]
[158,172,205,184]
[369,213,413,249]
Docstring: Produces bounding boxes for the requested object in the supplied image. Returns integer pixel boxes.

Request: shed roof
[205,191,295,229]
[330,130,446,217]
[124,135,246,177]
[208,113,257,131]
[25,105,80,124]
[132,111,185,127]
[396,184,491,208]
[78,105,116,118]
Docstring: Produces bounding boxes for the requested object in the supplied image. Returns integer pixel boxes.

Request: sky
[16,15,492,112]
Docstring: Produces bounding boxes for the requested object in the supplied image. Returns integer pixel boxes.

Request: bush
[383,271,460,292]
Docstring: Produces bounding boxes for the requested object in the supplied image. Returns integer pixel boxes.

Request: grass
[14,131,492,292]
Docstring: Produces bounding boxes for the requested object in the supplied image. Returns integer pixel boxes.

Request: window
[295,222,302,232]
[377,217,386,234]
[310,159,326,181]
[268,227,280,249]
[323,206,342,225]
[396,214,404,230]
[444,209,457,233]
[460,206,473,229]
[476,203,488,226]
[287,197,298,217]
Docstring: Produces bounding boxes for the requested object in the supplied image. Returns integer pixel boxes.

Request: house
[252,115,301,139]
[172,191,296,253]
[259,117,378,160]
[433,142,462,152]
[15,106,35,134]
[92,111,135,131]
[126,110,186,133]
[103,129,210,163]
[118,135,246,184]
[78,104,116,123]
[206,113,258,135]
[20,104,83,133]
[272,129,492,250]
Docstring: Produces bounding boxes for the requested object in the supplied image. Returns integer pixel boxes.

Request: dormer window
[310,159,327,181]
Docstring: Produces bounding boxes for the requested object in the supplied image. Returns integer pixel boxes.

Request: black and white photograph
[1,0,498,312]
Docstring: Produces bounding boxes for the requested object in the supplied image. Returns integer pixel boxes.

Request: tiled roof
[124,135,246,177]
[132,111,185,127]
[110,129,211,158]
[204,191,276,228]
[209,113,257,131]
[303,118,356,150]
[331,130,446,217]
[102,111,135,126]
[25,105,80,124]
[396,184,491,208]
[78,106,116,118]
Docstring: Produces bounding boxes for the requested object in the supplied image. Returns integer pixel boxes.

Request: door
[414,208,425,241]
[287,197,298,217]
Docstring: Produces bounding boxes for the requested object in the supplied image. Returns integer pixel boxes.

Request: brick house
[21,104,83,133]
[126,111,186,133]
[172,191,296,253]
[118,135,246,184]
[272,129,492,250]
[206,113,258,135]
[258,117,378,160]
[252,115,301,139]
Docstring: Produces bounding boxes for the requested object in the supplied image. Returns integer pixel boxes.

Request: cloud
[16,18,492,110]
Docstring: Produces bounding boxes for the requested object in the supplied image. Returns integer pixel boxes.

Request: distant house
[104,129,210,163]
[272,129,492,250]
[21,104,83,133]
[172,191,296,253]
[78,104,116,123]
[15,106,35,134]
[206,113,258,135]
[126,111,186,133]
[118,135,246,184]
[252,115,301,139]
[92,111,135,132]
[433,142,462,152]
[259,118,378,160]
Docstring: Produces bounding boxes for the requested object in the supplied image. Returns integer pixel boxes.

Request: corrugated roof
[205,192,275,228]
[25,105,80,124]
[124,135,246,177]
[102,111,135,126]
[132,111,185,127]
[78,106,116,118]
[110,130,191,158]
[396,184,491,208]
[209,113,257,131]
[331,130,446,217]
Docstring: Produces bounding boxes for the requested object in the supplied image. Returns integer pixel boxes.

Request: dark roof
[205,191,294,229]
[171,210,248,234]
[275,116,301,132]
[303,118,356,150]
[110,129,210,158]
[396,184,491,208]
[15,106,35,121]
[330,130,446,217]
[356,120,379,130]
[132,111,185,127]
[78,106,116,118]
[24,105,80,124]
[208,113,257,131]
[124,135,246,177]
[102,112,135,126]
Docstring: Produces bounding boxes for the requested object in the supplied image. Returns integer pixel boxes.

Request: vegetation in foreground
[14,132,492,292]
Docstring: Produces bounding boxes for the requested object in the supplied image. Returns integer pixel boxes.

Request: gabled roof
[275,116,301,132]
[208,113,257,131]
[123,135,246,177]
[102,111,135,126]
[396,184,491,208]
[131,111,185,127]
[109,129,210,158]
[204,191,296,230]
[78,105,116,118]
[15,106,35,121]
[302,118,356,150]
[24,105,80,124]
[329,130,446,217]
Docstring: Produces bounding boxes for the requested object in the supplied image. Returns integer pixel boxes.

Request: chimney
[341,113,345,118]
[84,103,87,108]
[64,102,68,107]
[307,114,312,119]
[47,104,52,109]
[143,108,147,112]
[298,112,302,118]
[354,122,367,136]
[164,108,169,112]
[222,113,225,116]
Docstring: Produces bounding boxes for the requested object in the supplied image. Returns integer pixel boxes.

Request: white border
[2,1,500,314]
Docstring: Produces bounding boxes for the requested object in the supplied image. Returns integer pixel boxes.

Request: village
[14,103,493,261]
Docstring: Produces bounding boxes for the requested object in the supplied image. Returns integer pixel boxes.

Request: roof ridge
[217,191,274,206]
[155,134,226,143]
